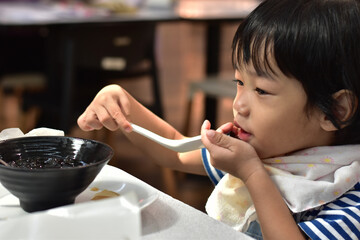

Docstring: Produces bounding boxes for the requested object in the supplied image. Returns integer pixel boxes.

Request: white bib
[205,145,360,232]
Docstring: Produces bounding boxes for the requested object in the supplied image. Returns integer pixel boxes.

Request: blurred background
[0,0,259,212]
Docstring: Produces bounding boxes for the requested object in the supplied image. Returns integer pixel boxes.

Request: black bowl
[0,136,113,212]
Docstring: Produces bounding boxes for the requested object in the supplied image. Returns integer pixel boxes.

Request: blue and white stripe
[298,182,360,240]
[201,148,226,185]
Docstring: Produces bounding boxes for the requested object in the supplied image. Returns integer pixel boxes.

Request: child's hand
[215,122,240,138]
[201,120,264,183]
[77,84,132,132]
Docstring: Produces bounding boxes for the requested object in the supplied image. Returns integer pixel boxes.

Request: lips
[232,122,252,141]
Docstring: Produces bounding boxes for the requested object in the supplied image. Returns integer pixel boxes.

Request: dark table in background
[0,1,260,133]
[0,4,178,132]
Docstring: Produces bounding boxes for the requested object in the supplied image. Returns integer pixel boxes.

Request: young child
[77,0,360,239]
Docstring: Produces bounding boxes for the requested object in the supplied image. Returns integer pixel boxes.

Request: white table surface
[0,165,252,239]
[140,178,252,239]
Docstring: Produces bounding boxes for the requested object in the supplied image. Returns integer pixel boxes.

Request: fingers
[201,120,234,147]
[95,104,120,131]
[216,122,234,134]
[77,85,132,132]
[201,120,232,153]
[78,105,128,132]
[77,110,102,131]
[201,120,213,148]
[111,91,132,131]
[77,113,93,131]
[77,105,113,131]
[205,129,233,156]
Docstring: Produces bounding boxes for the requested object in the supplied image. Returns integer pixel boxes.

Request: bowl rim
[0,136,114,172]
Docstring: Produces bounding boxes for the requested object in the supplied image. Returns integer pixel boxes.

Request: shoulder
[298,182,360,239]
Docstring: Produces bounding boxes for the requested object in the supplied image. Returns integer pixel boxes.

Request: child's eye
[232,79,244,86]
[255,88,268,95]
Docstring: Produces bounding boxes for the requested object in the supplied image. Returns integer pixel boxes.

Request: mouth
[232,121,252,142]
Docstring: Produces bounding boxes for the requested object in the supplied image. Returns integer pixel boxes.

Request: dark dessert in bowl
[0,136,113,212]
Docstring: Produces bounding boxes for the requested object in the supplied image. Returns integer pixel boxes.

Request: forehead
[236,58,284,82]
[234,39,282,79]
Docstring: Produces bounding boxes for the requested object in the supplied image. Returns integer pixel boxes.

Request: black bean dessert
[8,156,87,169]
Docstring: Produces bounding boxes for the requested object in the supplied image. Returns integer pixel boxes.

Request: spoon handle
[130,124,170,145]
[130,123,204,152]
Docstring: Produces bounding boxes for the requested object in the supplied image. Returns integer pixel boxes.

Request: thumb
[206,129,233,150]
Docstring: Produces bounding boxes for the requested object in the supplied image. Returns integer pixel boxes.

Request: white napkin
[206,145,360,232]
[0,192,141,240]
[0,127,64,140]
[25,127,64,137]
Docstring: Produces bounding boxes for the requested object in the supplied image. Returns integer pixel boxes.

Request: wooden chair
[183,76,236,134]
[163,76,237,197]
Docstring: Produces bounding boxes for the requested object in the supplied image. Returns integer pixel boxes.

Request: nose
[233,89,250,117]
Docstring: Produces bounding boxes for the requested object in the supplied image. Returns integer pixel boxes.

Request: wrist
[239,159,267,184]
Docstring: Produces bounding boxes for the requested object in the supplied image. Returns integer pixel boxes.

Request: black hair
[232,0,360,145]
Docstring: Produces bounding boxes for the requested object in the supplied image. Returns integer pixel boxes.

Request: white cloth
[0,127,64,140]
[205,145,360,232]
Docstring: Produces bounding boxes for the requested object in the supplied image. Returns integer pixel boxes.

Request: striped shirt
[201,148,360,239]
[201,148,226,185]
[297,182,360,239]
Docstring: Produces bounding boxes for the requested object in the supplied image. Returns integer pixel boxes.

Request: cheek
[252,109,308,152]
[261,109,306,136]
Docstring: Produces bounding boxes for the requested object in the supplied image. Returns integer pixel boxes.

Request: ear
[320,89,357,131]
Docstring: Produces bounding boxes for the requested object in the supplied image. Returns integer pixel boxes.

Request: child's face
[232,64,334,159]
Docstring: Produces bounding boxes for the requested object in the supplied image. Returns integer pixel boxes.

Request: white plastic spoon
[130,123,204,152]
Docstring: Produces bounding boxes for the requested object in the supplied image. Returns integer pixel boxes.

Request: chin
[255,149,281,159]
